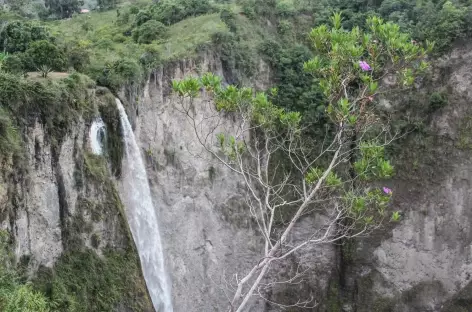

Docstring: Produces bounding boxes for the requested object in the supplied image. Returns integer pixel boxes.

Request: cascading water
[90,118,106,155]
[116,98,173,312]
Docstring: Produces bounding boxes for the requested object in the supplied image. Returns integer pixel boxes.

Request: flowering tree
[172,14,430,312]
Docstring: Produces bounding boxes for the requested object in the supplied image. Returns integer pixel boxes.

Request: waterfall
[116,98,173,312]
[90,117,106,155]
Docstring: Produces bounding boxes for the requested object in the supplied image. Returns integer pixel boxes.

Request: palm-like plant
[37,64,52,78]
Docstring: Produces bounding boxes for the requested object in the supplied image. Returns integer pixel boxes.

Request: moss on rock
[98,91,124,178]
[33,249,152,312]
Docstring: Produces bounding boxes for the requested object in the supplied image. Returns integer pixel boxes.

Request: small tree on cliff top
[173,14,431,311]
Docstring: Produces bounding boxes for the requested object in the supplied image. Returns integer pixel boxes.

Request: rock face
[0,84,153,310]
[339,44,472,312]
[120,51,340,312]
[7,45,472,312]
[0,115,129,270]
[124,45,472,312]
[127,53,267,311]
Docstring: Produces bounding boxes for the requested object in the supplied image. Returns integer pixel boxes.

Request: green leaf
[391,211,401,222]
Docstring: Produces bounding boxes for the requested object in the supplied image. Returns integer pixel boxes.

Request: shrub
[241,3,256,19]
[277,19,292,34]
[44,0,83,19]
[220,9,237,32]
[116,10,130,26]
[1,21,51,53]
[276,0,296,18]
[97,0,117,11]
[129,5,139,15]
[95,58,143,90]
[132,20,168,44]
[2,54,25,74]
[134,9,152,26]
[67,45,90,72]
[139,45,161,68]
[429,92,448,111]
[112,33,127,43]
[33,250,151,312]
[0,231,48,312]
[0,108,22,162]
[151,0,214,25]
[24,40,65,71]
[4,284,49,312]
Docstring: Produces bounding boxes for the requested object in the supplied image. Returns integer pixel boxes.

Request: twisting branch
[171,13,430,312]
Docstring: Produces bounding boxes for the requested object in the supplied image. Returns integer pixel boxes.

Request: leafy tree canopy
[44,0,84,19]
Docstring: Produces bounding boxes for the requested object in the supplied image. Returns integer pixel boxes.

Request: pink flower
[383,187,392,195]
[359,61,371,71]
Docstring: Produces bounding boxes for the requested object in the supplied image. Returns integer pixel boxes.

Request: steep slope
[0,74,153,311]
[328,44,472,312]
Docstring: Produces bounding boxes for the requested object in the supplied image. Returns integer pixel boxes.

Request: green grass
[0,107,23,163]
[45,6,229,69]
[162,13,227,60]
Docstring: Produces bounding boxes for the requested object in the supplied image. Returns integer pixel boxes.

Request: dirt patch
[26,72,70,80]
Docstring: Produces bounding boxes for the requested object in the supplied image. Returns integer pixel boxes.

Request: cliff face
[121,52,337,312]
[135,47,472,312]
[122,52,269,311]
[337,44,472,312]
[5,45,472,312]
[0,82,153,310]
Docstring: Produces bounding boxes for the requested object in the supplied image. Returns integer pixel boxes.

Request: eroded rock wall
[120,51,337,312]
[340,44,472,312]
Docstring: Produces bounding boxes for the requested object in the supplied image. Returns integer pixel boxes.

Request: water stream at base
[116,98,173,312]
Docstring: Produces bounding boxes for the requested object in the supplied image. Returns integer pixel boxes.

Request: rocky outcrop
[338,44,472,312]
[128,52,267,311]
[2,114,127,270]
[120,51,337,312]
[8,44,472,312]
[0,83,153,310]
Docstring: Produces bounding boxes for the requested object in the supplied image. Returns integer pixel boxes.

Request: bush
[220,9,237,32]
[139,45,161,69]
[112,33,127,43]
[0,231,49,312]
[429,92,448,111]
[129,5,139,15]
[4,284,49,312]
[415,1,467,52]
[33,250,151,312]
[134,9,152,26]
[241,3,256,19]
[276,0,296,18]
[2,54,25,74]
[0,108,22,162]
[44,0,83,19]
[151,0,214,25]
[66,43,91,72]
[277,20,292,34]
[94,58,143,90]
[24,40,65,71]
[97,0,117,11]
[116,10,130,26]
[132,20,168,44]
[0,21,51,53]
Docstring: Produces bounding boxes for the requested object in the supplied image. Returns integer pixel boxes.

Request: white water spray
[116,98,173,312]
[90,118,106,155]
